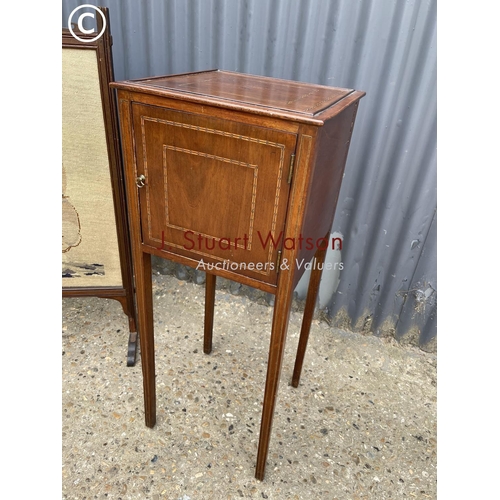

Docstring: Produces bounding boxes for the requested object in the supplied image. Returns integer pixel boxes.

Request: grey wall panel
[62,0,437,347]
[395,209,437,347]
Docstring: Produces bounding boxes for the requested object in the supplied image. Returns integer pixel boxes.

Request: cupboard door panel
[132,103,297,284]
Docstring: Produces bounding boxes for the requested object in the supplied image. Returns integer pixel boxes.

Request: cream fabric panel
[62,48,122,288]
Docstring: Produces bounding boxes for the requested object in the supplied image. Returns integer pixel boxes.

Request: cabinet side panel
[295,102,360,272]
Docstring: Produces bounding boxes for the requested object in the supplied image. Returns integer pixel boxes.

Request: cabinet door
[132,103,297,285]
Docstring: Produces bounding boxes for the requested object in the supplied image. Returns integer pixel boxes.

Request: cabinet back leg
[204,273,216,354]
[291,238,328,388]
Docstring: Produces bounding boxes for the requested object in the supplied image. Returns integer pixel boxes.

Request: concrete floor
[62,274,437,499]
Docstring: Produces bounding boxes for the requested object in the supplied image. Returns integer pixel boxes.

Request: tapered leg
[135,251,156,428]
[255,270,295,480]
[291,240,328,388]
[204,273,216,354]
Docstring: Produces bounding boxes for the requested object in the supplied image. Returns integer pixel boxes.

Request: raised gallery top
[111,70,364,125]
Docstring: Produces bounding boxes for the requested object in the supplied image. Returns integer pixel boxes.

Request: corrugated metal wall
[62,0,437,348]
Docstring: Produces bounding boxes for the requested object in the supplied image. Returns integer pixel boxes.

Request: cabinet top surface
[112,70,362,122]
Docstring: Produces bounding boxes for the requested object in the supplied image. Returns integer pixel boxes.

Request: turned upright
[112,70,364,480]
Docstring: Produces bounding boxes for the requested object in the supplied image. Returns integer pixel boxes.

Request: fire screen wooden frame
[62,7,137,366]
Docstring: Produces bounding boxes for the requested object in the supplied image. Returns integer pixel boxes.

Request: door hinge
[276,250,282,274]
[287,154,295,184]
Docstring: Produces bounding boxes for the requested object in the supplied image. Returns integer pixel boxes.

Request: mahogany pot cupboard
[111,70,364,480]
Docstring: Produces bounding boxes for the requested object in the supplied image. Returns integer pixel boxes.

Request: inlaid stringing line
[140,115,288,275]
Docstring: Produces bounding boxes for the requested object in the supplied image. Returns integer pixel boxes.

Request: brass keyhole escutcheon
[136,174,146,188]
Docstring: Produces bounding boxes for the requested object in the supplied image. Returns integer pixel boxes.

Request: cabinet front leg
[135,251,156,428]
[255,271,294,481]
[204,273,216,354]
[291,239,328,388]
